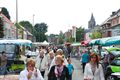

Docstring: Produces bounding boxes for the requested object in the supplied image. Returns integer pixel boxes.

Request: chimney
[111,11,116,16]
[112,12,116,15]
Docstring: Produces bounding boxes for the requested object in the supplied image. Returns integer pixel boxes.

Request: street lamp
[32,14,36,42]
[16,0,18,39]
[33,14,35,26]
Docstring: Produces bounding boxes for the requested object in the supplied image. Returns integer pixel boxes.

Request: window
[0,44,5,53]
[107,31,112,37]
[6,44,15,53]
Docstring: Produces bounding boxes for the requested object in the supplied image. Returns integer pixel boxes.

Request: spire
[88,13,96,29]
[90,13,95,21]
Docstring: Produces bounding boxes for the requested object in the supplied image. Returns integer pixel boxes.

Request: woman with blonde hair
[84,53,105,80]
[48,49,68,72]
[48,55,69,80]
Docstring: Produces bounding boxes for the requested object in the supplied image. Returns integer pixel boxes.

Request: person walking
[67,58,74,80]
[48,49,68,72]
[81,49,90,73]
[35,50,47,78]
[47,50,55,69]
[84,53,105,80]
[19,58,44,80]
[48,55,70,80]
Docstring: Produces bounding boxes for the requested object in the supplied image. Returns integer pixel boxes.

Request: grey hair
[56,49,63,54]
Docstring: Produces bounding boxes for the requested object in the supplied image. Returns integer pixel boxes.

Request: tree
[34,23,48,42]
[0,17,4,38]
[76,27,84,42]
[19,21,34,34]
[34,23,47,33]
[58,31,64,44]
[1,7,10,20]
[49,34,58,44]
[90,31,102,39]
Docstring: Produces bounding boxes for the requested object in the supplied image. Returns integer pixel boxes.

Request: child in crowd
[67,58,74,80]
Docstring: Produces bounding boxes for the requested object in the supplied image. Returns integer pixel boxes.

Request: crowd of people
[0,44,116,80]
[19,45,74,80]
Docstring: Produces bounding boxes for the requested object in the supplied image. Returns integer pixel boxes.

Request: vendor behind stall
[0,51,7,75]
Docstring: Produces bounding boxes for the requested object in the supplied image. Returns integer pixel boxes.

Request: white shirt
[19,68,44,80]
[35,55,47,71]
[84,63,105,80]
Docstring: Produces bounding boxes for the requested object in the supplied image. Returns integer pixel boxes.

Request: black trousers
[69,74,72,80]
[40,71,45,78]
[82,63,86,73]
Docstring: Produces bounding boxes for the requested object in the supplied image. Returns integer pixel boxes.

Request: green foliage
[34,23,47,33]
[58,31,64,44]
[1,7,10,20]
[90,31,102,39]
[0,17,4,38]
[19,21,34,34]
[10,64,24,71]
[59,37,64,44]
[76,27,84,42]
[34,23,48,42]
[66,37,74,43]
[49,34,57,37]
[48,34,58,44]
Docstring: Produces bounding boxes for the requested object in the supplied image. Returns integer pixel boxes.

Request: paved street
[72,58,84,80]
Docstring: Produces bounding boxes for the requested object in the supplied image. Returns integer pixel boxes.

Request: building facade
[0,13,16,39]
[101,9,120,37]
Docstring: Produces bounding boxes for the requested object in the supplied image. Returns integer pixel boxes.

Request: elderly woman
[35,50,47,78]
[48,49,68,72]
[19,58,44,80]
[47,50,55,69]
[84,53,105,80]
[48,55,70,80]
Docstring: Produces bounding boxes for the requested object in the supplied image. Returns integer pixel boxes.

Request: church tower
[88,13,96,29]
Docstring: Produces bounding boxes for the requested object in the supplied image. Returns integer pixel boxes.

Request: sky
[0,0,120,35]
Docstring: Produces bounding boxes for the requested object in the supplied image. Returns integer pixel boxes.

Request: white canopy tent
[33,40,49,47]
[41,40,49,46]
